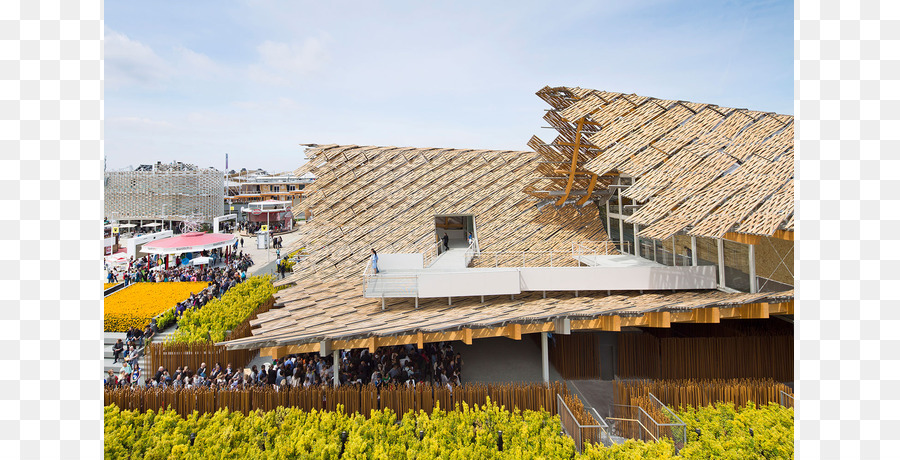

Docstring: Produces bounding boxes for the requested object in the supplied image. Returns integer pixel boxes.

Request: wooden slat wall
[617,332,793,381]
[614,378,794,409]
[149,297,275,372]
[104,382,569,418]
[549,332,600,379]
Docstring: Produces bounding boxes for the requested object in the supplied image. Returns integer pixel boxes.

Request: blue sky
[105,0,793,173]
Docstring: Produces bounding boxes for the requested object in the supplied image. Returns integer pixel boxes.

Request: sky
[105,0,793,173]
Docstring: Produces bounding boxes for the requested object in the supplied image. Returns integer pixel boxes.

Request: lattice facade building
[104,165,224,224]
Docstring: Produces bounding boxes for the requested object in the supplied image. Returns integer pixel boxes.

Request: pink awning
[141,232,237,255]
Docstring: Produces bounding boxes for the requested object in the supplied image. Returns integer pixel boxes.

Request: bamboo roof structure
[526,86,793,241]
[222,276,793,352]
[283,145,609,282]
[222,86,794,353]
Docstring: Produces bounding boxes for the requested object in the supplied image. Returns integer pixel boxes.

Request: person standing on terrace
[370,249,379,274]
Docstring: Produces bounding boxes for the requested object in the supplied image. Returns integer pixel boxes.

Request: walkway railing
[471,250,578,268]
[571,241,621,256]
[362,261,419,306]
[463,240,478,267]
[608,392,686,452]
[557,394,616,452]
[423,242,439,268]
[779,390,794,409]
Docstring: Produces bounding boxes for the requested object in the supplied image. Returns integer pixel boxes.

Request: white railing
[423,242,439,268]
[463,240,478,267]
[572,241,621,256]
[362,260,419,302]
[471,250,573,268]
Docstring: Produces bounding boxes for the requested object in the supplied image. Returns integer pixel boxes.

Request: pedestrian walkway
[237,228,306,277]
[429,247,470,269]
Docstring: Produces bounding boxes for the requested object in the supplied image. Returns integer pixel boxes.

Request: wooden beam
[284,343,319,354]
[647,311,671,328]
[769,300,794,315]
[368,336,377,353]
[620,315,650,328]
[741,303,770,319]
[575,173,599,206]
[570,315,620,332]
[723,232,762,245]
[472,326,504,340]
[417,331,424,349]
[463,328,473,345]
[671,308,720,324]
[696,307,721,324]
[506,323,522,340]
[556,117,586,206]
[522,322,555,334]
[772,229,794,241]
[259,346,282,359]
[720,303,770,319]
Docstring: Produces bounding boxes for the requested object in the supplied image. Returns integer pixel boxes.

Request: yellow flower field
[104,282,208,332]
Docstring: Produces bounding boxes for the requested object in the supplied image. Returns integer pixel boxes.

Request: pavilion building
[220,86,794,385]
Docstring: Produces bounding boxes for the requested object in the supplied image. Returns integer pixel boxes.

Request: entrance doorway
[434,215,476,252]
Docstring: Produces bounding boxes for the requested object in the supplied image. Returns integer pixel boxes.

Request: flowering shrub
[165,276,275,344]
[103,282,208,332]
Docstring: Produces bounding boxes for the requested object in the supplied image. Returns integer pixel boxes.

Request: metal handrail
[423,242,439,268]
[779,390,794,408]
[463,240,478,266]
[610,404,662,441]
[471,250,575,268]
[648,392,686,426]
[572,241,620,256]
[556,394,616,452]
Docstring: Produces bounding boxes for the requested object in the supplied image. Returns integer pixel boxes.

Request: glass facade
[722,239,751,292]
[609,216,621,249]
[623,222,636,255]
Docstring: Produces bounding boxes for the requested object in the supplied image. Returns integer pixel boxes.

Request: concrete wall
[378,253,424,271]
[418,270,520,297]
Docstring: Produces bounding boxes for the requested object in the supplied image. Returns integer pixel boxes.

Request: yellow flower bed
[104,282,208,332]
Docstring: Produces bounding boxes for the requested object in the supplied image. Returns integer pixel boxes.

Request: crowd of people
[105,326,154,387]
[258,342,464,388]
[105,250,259,388]
[107,343,465,390]
[106,250,254,285]
[241,221,289,235]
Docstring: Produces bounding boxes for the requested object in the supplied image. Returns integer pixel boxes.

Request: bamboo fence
[614,378,794,410]
[561,393,605,446]
[104,382,571,418]
[549,332,600,379]
[148,296,276,372]
[617,332,793,381]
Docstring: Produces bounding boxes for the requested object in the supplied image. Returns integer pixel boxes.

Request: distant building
[224,171,314,220]
[104,162,224,226]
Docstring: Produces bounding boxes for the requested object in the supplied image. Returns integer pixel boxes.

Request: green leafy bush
[165,276,275,344]
[105,400,575,459]
[104,400,793,458]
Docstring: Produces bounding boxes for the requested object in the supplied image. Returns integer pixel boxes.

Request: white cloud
[105,28,226,89]
[248,37,328,85]
[174,46,226,79]
[104,29,173,88]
